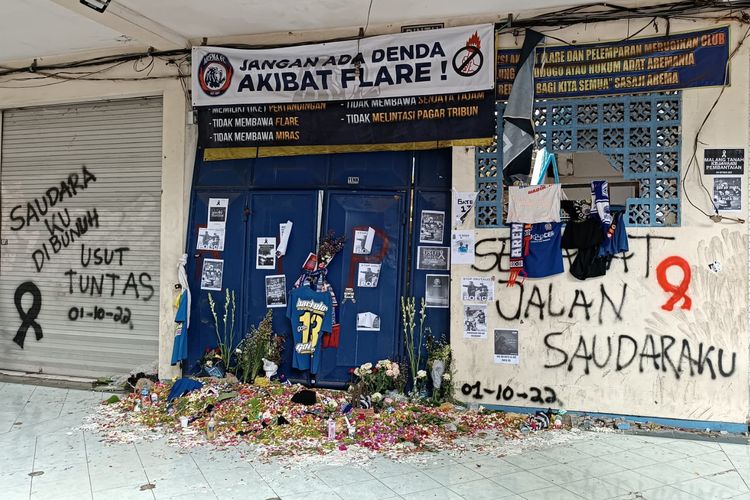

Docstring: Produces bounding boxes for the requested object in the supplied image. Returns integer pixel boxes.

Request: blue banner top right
[496,26,730,100]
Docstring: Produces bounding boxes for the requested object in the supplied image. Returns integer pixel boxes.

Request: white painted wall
[0,60,193,380]
[451,19,750,424]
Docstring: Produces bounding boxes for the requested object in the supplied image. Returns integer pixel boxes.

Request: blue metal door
[315,190,407,386]
[246,191,319,384]
[185,190,249,372]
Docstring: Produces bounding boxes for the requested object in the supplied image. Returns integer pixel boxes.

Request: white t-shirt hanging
[506,184,562,224]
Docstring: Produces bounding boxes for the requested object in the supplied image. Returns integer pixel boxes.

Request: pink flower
[338,444,347,451]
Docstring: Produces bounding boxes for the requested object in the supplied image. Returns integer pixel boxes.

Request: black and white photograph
[357,263,381,288]
[207,198,229,230]
[417,246,450,271]
[265,275,287,308]
[713,177,742,212]
[461,277,494,302]
[419,210,445,244]
[353,227,375,254]
[356,311,381,331]
[463,304,487,339]
[425,274,450,308]
[256,237,277,269]
[494,329,519,364]
[200,258,224,291]
[197,228,225,251]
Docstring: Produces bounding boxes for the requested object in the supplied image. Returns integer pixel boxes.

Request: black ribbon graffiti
[14,282,43,348]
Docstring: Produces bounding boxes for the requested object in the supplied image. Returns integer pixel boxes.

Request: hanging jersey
[286,286,333,374]
[523,222,564,278]
[598,211,629,256]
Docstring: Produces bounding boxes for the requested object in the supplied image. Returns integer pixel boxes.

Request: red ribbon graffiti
[655,256,692,311]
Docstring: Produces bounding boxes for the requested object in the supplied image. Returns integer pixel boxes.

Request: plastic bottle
[140,387,150,406]
[327,417,336,440]
[206,417,216,440]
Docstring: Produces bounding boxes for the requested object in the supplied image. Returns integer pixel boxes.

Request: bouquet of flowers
[426,334,454,403]
[235,310,284,383]
[200,347,225,378]
[352,359,401,398]
[317,230,345,268]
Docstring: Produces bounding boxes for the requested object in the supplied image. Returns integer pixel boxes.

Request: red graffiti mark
[656,256,692,311]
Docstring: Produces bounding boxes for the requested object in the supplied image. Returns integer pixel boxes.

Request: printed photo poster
[265,275,287,308]
[461,277,494,302]
[197,228,225,251]
[357,263,381,288]
[463,304,487,339]
[256,237,277,269]
[201,258,224,291]
[494,329,519,364]
[417,246,450,271]
[353,227,376,255]
[207,198,229,230]
[419,210,445,244]
[425,274,450,308]
[713,177,742,212]
[451,230,475,265]
[453,191,476,227]
[356,312,381,331]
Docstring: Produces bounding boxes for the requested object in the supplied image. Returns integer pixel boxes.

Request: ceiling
[1,0,640,65]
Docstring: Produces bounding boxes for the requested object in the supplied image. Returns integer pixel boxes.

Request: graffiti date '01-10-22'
[68,306,133,329]
[461,381,559,405]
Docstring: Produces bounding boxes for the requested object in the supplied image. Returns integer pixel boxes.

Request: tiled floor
[0,382,747,500]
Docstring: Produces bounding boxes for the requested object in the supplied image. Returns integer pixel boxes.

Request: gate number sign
[704,148,744,175]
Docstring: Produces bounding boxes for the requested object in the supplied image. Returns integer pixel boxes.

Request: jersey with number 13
[286,286,333,374]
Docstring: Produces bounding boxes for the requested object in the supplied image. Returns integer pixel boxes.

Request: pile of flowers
[90,378,532,459]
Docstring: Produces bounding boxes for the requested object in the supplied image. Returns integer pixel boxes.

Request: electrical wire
[680,23,750,220]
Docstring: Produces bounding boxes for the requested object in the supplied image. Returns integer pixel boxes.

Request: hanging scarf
[591,180,612,226]
[507,223,527,287]
[178,254,191,329]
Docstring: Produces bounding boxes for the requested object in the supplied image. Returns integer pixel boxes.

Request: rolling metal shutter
[0,97,163,378]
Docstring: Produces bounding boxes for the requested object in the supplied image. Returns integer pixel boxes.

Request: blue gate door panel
[410,190,452,348]
[193,153,253,187]
[246,191,319,385]
[327,151,413,189]
[185,190,249,373]
[316,190,407,386]
[253,156,328,189]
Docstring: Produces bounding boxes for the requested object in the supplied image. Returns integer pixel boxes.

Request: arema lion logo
[198,52,233,97]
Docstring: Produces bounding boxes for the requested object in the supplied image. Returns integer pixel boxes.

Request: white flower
[206,360,213,367]
[354,368,361,377]
[417,370,427,379]
[442,373,451,381]
[362,363,373,370]
[235,348,242,354]
[371,392,383,402]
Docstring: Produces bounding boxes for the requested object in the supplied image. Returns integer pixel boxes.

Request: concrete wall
[0,57,193,380]
[451,19,750,424]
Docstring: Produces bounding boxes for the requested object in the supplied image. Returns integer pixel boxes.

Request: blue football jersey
[523,222,564,278]
[286,286,333,374]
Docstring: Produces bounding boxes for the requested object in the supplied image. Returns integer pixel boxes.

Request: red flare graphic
[466,31,481,49]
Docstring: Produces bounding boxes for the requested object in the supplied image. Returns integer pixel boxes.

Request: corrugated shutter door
[0,97,162,378]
